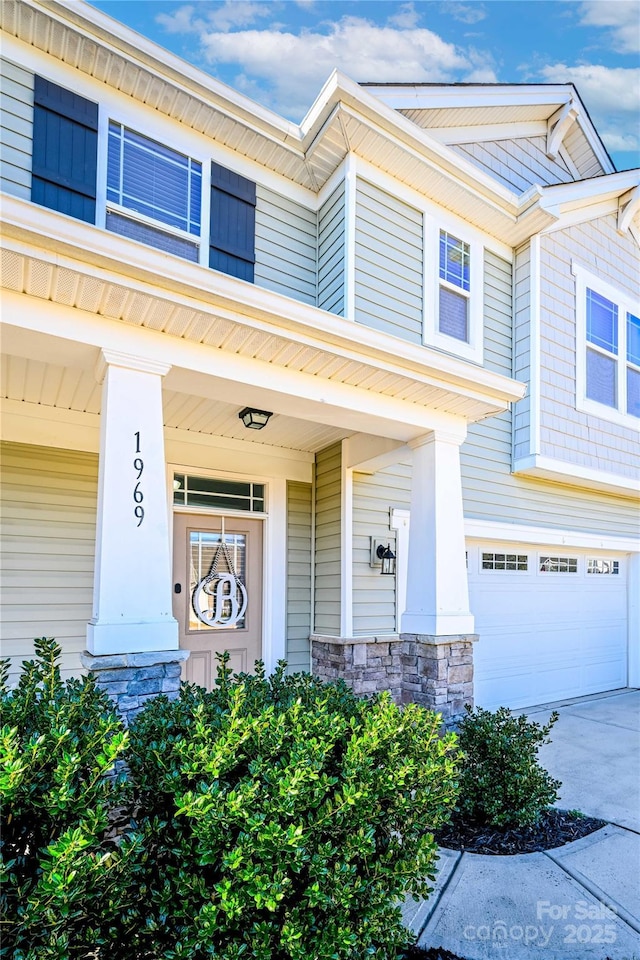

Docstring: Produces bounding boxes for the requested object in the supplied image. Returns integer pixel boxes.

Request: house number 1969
[133,431,144,527]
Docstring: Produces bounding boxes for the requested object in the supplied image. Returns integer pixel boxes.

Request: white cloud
[157,2,272,35]
[443,3,487,26]
[388,3,422,29]
[538,63,640,160]
[194,15,476,118]
[577,0,640,55]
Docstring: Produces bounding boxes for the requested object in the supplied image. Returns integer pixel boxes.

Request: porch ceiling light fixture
[238,407,273,430]
[376,543,396,576]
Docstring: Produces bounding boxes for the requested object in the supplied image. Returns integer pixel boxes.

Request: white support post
[87,350,178,655]
[401,429,474,636]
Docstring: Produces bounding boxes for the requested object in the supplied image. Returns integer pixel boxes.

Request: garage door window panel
[481,552,528,571]
[539,556,578,573]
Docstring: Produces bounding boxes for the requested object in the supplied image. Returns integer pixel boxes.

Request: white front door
[173,513,263,689]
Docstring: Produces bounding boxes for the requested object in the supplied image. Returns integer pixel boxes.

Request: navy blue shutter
[209,162,256,281]
[32,77,98,224]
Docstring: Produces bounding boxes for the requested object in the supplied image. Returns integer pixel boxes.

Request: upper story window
[439,231,471,342]
[424,220,483,364]
[573,262,640,428]
[106,122,202,262]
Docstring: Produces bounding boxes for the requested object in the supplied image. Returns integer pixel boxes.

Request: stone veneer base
[311,632,478,724]
[81,649,190,725]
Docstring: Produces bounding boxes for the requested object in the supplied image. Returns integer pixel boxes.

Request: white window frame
[424,213,484,364]
[572,261,640,430]
[105,120,203,258]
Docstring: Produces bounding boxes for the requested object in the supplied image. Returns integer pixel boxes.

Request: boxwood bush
[454,704,561,829]
[1,646,460,959]
[0,637,140,960]
[119,659,460,959]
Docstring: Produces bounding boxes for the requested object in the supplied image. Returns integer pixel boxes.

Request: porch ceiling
[1,210,526,431]
[0,349,352,453]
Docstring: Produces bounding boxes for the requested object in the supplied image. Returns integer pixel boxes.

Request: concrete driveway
[405,689,640,959]
[529,689,640,832]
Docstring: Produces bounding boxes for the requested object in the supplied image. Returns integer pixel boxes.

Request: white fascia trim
[539,170,640,212]
[362,83,580,111]
[263,477,288,673]
[465,517,640,554]
[38,0,301,143]
[425,121,547,146]
[513,454,640,498]
[1,197,524,408]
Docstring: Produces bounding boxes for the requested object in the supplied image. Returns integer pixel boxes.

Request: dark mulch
[402,948,466,959]
[433,807,606,855]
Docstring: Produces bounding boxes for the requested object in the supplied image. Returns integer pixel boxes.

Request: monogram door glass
[189,531,247,630]
[174,513,263,689]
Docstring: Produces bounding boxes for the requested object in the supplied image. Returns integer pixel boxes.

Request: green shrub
[0,638,139,959]
[121,659,460,960]
[454,704,561,829]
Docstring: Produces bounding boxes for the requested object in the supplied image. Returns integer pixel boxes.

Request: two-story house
[1,0,638,721]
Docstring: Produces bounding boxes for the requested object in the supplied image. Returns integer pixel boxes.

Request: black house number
[133,431,144,526]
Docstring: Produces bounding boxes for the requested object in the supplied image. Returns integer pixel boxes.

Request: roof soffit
[0,1,577,245]
[1,197,525,421]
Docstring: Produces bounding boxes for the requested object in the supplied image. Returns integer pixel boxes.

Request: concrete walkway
[403,689,640,960]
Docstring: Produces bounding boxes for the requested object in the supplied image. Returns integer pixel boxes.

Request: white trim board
[464,518,639,554]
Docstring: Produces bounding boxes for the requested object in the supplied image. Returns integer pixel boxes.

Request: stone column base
[311,633,478,724]
[81,649,190,725]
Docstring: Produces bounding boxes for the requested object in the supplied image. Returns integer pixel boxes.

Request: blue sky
[89,0,640,170]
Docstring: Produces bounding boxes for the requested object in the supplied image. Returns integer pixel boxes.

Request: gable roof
[2,0,638,245]
[362,82,615,180]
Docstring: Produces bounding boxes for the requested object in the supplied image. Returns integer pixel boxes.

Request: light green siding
[460,251,640,537]
[286,481,312,673]
[352,462,411,636]
[254,185,317,305]
[318,182,345,315]
[0,442,98,685]
[0,58,33,200]
[314,443,341,636]
[354,178,423,342]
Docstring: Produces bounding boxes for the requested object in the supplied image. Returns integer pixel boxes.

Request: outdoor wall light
[376,543,396,576]
[238,407,273,430]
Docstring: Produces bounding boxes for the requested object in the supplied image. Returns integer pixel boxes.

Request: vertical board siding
[286,481,313,673]
[538,215,640,479]
[318,183,345,315]
[314,443,341,636]
[453,137,573,193]
[254,185,317,305]
[0,59,34,200]
[513,243,532,461]
[354,178,423,343]
[352,462,411,636]
[460,237,640,537]
[0,442,98,685]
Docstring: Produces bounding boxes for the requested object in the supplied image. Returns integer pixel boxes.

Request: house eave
[0,195,526,423]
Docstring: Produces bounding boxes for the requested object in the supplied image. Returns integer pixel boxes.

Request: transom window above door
[173,474,265,513]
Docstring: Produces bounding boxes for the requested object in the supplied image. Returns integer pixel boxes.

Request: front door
[173,513,263,689]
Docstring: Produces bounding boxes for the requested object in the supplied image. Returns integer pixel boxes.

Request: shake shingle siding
[452,137,573,193]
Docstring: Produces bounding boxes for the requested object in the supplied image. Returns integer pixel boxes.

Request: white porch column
[401,429,474,636]
[87,350,178,655]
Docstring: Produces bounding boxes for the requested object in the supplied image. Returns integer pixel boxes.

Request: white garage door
[468,543,628,711]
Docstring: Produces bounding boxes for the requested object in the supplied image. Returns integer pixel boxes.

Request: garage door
[468,543,628,710]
